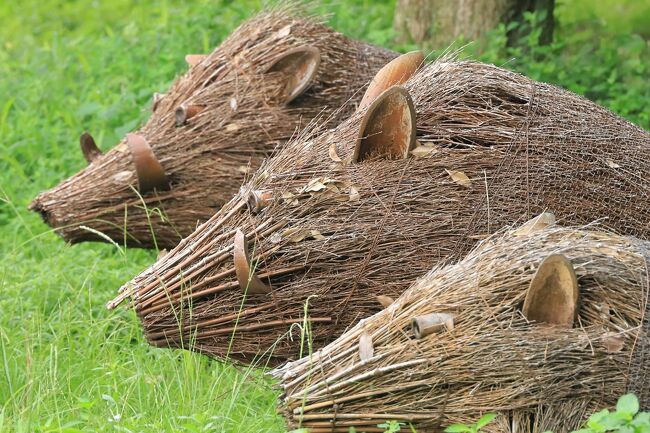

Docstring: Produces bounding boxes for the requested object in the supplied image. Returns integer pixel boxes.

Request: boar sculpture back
[109,54,650,365]
[273,225,650,432]
[29,9,397,248]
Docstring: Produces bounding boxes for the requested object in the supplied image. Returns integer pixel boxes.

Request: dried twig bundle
[273,226,650,432]
[109,54,650,365]
[29,7,397,248]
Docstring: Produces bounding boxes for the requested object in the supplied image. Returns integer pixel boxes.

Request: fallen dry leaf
[329,143,342,163]
[411,145,436,158]
[349,186,360,202]
[445,169,471,187]
[359,332,374,361]
[514,212,556,236]
[601,332,624,353]
[275,24,292,38]
[376,295,394,308]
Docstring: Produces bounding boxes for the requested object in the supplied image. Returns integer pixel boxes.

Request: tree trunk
[393,0,554,47]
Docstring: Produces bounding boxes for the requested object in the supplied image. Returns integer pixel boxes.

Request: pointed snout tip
[107,281,136,310]
[28,191,44,211]
[27,194,49,221]
[27,198,39,212]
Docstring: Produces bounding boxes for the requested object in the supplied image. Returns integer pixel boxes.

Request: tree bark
[393,0,554,47]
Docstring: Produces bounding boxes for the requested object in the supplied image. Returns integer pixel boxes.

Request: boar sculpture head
[273,225,650,432]
[109,53,650,366]
[29,9,397,248]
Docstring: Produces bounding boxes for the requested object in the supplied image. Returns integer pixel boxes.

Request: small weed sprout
[544,394,649,433]
[444,395,649,433]
[445,413,497,433]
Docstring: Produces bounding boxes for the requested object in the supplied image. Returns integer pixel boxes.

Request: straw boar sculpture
[108,53,650,365]
[273,225,650,432]
[29,9,397,248]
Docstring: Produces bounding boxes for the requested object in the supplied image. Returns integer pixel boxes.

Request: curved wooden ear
[354,86,416,162]
[80,132,102,163]
[126,133,170,194]
[359,51,424,110]
[523,254,578,328]
[233,229,271,294]
[265,46,321,104]
[185,54,207,67]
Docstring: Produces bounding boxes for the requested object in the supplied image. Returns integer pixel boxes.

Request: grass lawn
[0,0,647,432]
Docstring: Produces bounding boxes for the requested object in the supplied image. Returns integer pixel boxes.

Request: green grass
[0,0,648,432]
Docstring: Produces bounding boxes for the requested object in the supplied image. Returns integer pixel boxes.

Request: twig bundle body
[111,59,650,365]
[273,226,650,432]
[30,8,396,248]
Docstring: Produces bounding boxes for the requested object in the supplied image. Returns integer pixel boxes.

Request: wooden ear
[185,54,207,67]
[354,86,416,162]
[523,254,578,328]
[359,51,424,110]
[265,46,321,104]
[126,133,170,194]
[80,132,102,163]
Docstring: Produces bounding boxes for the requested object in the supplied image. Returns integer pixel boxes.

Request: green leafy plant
[377,420,406,432]
[545,394,649,433]
[444,413,498,432]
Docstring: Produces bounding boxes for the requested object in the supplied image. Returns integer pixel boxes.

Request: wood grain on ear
[266,46,321,104]
[523,254,578,328]
[358,51,424,110]
[354,86,416,162]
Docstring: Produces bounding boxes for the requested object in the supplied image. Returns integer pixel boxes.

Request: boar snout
[29,195,56,227]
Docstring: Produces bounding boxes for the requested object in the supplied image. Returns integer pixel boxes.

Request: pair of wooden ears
[80,132,169,194]
[169,46,321,126]
[353,51,424,163]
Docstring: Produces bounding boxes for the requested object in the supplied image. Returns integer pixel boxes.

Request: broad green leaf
[633,411,650,425]
[476,413,498,429]
[587,408,610,428]
[616,393,639,417]
[445,424,473,433]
